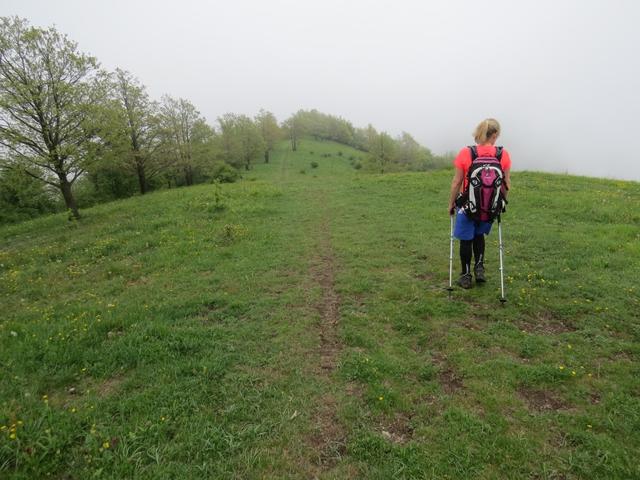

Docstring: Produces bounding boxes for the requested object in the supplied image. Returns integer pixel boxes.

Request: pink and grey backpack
[463,146,506,222]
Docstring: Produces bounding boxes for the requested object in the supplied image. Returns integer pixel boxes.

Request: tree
[366,125,395,173]
[0,17,104,219]
[159,95,204,186]
[217,113,264,171]
[282,114,301,152]
[255,109,280,163]
[111,69,167,194]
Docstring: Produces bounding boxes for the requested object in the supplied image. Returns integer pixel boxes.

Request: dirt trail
[315,217,341,372]
[306,197,347,474]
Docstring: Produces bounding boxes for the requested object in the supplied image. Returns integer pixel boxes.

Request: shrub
[310,161,319,169]
[0,167,59,224]
[219,223,248,245]
[299,169,306,174]
[354,162,362,170]
[337,151,343,156]
[211,181,226,212]
[211,162,241,183]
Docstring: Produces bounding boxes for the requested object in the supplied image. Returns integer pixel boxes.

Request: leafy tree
[158,95,205,186]
[395,132,433,170]
[366,126,395,173]
[283,109,355,147]
[255,109,280,163]
[0,16,104,219]
[217,113,264,170]
[110,69,167,194]
[282,115,301,152]
[190,118,217,182]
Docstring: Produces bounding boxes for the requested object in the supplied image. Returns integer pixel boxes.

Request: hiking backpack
[462,146,506,222]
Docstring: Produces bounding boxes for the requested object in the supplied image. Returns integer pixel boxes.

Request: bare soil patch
[415,272,434,281]
[308,394,348,468]
[50,375,125,409]
[96,375,125,397]
[518,386,571,412]
[433,353,464,394]
[518,311,576,334]
[380,412,414,445]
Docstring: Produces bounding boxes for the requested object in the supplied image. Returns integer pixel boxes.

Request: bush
[299,169,306,174]
[80,162,139,206]
[337,151,343,156]
[354,162,362,170]
[310,161,319,169]
[219,223,248,245]
[0,167,59,224]
[211,162,241,183]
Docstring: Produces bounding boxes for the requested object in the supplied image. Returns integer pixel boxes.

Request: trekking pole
[447,212,454,297]
[498,216,506,304]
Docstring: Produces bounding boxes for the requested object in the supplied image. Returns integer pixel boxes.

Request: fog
[4,0,639,180]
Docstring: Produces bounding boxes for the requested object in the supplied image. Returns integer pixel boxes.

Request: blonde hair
[473,118,501,144]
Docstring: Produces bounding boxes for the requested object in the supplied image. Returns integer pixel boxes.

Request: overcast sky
[4,0,639,180]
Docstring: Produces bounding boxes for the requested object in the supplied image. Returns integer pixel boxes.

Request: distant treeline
[0,17,450,225]
[285,109,452,173]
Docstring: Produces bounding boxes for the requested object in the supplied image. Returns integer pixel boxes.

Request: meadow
[1,140,639,479]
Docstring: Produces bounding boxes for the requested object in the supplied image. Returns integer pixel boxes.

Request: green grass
[1,139,639,479]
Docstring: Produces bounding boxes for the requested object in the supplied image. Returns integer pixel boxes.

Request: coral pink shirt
[454,145,512,190]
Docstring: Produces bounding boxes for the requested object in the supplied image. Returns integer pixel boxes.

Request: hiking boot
[474,262,486,283]
[457,273,472,289]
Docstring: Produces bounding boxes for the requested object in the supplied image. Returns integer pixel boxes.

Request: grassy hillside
[1,139,639,479]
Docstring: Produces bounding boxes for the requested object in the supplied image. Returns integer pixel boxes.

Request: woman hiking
[448,118,512,289]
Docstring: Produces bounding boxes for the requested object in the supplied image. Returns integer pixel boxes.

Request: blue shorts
[453,209,493,240]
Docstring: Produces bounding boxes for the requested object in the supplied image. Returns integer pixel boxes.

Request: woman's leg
[458,240,473,288]
[472,234,485,266]
[453,213,474,288]
[473,234,486,282]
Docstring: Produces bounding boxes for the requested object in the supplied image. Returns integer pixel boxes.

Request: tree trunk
[136,162,147,194]
[59,176,80,219]
[264,150,269,163]
[184,165,194,186]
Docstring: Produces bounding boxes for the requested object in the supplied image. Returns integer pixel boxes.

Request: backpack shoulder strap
[468,146,478,161]
[495,146,503,160]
